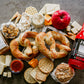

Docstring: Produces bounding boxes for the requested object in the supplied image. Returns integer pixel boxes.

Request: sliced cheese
[5,55,12,66]
[0,55,6,64]
[3,72,7,77]
[8,72,12,78]
[0,63,5,75]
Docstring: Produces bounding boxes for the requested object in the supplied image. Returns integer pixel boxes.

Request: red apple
[52,10,71,30]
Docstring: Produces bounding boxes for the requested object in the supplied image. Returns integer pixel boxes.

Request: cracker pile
[24,57,54,83]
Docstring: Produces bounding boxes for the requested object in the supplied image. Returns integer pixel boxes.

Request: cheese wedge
[5,55,12,66]
[0,63,5,75]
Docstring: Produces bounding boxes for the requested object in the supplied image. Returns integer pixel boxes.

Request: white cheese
[5,55,12,66]
[8,72,12,78]
[3,72,7,77]
[0,63,5,75]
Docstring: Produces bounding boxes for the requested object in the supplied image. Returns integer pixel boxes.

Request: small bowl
[1,22,19,39]
[10,59,24,74]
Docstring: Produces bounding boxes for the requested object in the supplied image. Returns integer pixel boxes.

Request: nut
[2,24,19,38]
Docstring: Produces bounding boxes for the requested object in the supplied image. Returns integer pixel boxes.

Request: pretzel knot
[10,31,38,60]
[35,31,71,59]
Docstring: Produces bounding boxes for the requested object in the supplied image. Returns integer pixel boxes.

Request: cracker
[45,4,60,15]
[36,67,48,81]
[25,6,38,15]
[30,67,42,84]
[71,28,78,34]
[38,57,54,74]
[24,68,36,84]
[71,21,82,31]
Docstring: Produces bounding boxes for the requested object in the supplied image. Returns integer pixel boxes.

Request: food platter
[0,0,84,84]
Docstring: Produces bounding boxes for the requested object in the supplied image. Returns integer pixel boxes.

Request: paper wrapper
[50,63,75,84]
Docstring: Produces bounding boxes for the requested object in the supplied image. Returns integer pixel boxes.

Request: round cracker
[25,6,38,15]
[24,68,36,83]
[38,57,54,74]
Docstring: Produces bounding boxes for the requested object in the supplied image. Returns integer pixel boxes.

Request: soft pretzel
[10,31,38,60]
[35,31,71,59]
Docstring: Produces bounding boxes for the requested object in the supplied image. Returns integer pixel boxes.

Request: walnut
[2,24,19,38]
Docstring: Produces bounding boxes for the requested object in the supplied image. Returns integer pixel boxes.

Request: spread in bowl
[10,59,24,73]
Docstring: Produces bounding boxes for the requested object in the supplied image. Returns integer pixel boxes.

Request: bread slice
[38,57,54,74]
[24,68,36,83]
[36,67,48,81]
[30,67,42,84]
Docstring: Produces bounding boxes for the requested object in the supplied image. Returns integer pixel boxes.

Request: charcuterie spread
[0,3,83,84]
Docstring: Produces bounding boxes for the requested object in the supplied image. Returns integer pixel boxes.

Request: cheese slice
[0,63,5,75]
[8,72,12,78]
[5,55,12,66]
[0,55,6,64]
[3,72,7,77]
